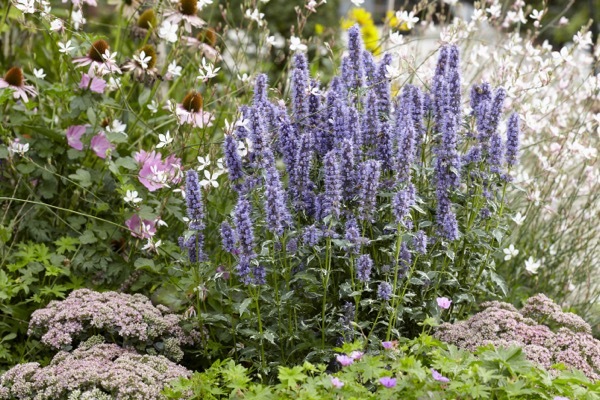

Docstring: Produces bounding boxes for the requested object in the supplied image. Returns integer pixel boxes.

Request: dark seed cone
[137,9,157,29]
[140,45,157,69]
[101,118,111,128]
[197,27,217,47]
[88,39,110,63]
[4,67,23,87]
[179,0,197,16]
[182,91,203,112]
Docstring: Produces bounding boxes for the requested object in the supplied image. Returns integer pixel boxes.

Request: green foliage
[164,334,600,399]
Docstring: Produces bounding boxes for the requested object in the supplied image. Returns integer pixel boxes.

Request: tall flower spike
[220,221,237,254]
[505,112,520,167]
[264,165,292,236]
[322,150,342,219]
[223,133,243,182]
[185,170,205,231]
[392,183,415,227]
[356,254,373,283]
[362,49,376,88]
[291,53,310,130]
[394,87,416,183]
[278,112,298,173]
[289,132,315,214]
[346,25,364,92]
[357,160,381,221]
[339,139,357,201]
[233,197,256,259]
[374,53,392,119]
[361,90,380,154]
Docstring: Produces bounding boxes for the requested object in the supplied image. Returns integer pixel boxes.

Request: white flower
[289,36,307,53]
[384,64,400,80]
[58,40,75,54]
[266,35,276,47]
[197,155,211,171]
[124,190,143,204]
[101,49,118,65]
[50,18,64,32]
[200,170,219,188]
[551,47,572,66]
[71,8,86,30]
[236,117,250,130]
[350,0,364,6]
[524,257,541,274]
[574,31,593,47]
[512,212,526,225]
[133,51,152,70]
[237,138,252,157]
[106,77,121,92]
[156,131,173,148]
[197,57,221,82]
[529,9,544,21]
[389,31,404,45]
[106,120,127,136]
[503,244,519,261]
[8,139,29,157]
[395,10,419,30]
[158,21,178,43]
[305,0,318,12]
[245,8,264,26]
[33,68,46,79]
[156,219,168,227]
[142,238,161,253]
[147,100,158,114]
[15,0,36,14]
[198,0,213,8]
[216,157,224,170]
[237,73,250,83]
[442,0,457,4]
[167,61,182,78]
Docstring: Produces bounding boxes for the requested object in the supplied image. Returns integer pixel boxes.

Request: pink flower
[382,341,396,350]
[431,369,450,383]
[66,125,86,150]
[133,150,182,192]
[335,355,353,367]
[90,131,115,159]
[379,377,397,388]
[125,214,157,239]
[349,351,364,360]
[79,73,106,93]
[0,67,37,103]
[330,377,344,389]
[436,297,452,309]
[73,40,121,75]
[172,91,214,128]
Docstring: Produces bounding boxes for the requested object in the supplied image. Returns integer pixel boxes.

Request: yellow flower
[315,23,324,35]
[341,8,380,54]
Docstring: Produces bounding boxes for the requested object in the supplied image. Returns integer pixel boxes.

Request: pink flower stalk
[0,67,37,103]
[436,297,452,309]
[379,377,397,388]
[125,214,157,239]
[66,125,87,150]
[90,131,115,159]
[133,150,182,192]
[79,73,106,93]
[335,354,353,367]
[330,377,344,389]
[431,369,450,383]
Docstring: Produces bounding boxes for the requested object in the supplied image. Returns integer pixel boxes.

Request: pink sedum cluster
[133,150,182,192]
[435,294,600,380]
[28,289,201,362]
[0,338,190,400]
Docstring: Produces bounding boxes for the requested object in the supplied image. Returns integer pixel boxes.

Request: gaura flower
[164,0,205,33]
[0,67,37,102]
[525,257,541,274]
[66,125,87,150]
[90,131,115,159]
[73,40,122,75]
[174,91,214,128]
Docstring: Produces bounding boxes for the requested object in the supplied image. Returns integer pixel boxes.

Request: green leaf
[78,230,97,244]
[238,298,252,316]
[68,168,92,188]
[278,365,306,388]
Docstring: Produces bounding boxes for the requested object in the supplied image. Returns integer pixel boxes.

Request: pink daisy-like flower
[335,355,354,367]
[174,91,214,128]
[379,377,397,388]
[330,377,344,389]
[183,28,219,61]
[90,131,115,159]
[436,297,452,310]
[164,0,205,33]
[66,125,87,150]
[125,214,157,239]
[79,73,106,93]
[0,67,37,103]
[73,40,121,76]
[133,150,182,192]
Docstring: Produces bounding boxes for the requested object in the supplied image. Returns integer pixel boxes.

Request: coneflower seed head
[140,45,157,69]
[179,0,197,16]
[137,9,157,29]
[182,91,203,112]
[88,40,110,63]
[4,67,23,87]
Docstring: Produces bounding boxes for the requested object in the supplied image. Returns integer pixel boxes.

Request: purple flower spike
[436,297,452,309]
[336,354,354,367]
[431,369,450,383]
[379,377,397,388]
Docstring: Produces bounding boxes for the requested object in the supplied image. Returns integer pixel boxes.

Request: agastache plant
[211,26,520,369]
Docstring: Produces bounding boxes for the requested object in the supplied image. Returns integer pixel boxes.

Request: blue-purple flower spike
[185,170,205,231]
[264,165,292,236]
[291,53,310,130]
[233,197,256,259]
[505,112,520,167]
[358,160,381,221]
[322,150,342,219]
[223,133,243,182]
[346,25,364,91]
[356,254,373,283]
[220,221,237,254]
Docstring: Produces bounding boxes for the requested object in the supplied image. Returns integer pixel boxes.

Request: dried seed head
[88,40,110,63]
[197,27,217,47]
[182,91,203,113]
[101,118,111,128]
[137,9,157,29]
[179,0,197,16]
[4,67,23,87]
[140,45,157,69]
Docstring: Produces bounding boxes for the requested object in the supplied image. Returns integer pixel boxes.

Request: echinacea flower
[122,45,159,81]
[431,369,450,383]
[79,73,106,93]
[330,377,344,388]
[164,0,206,33]
[379,377,397,388]
[183,28,220,61]
[73,40,122,75]
[66,125,87,150]
[436,297,452,309]
[335,354,353,367]
[174,91,214,128]
[0,67,37,102]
